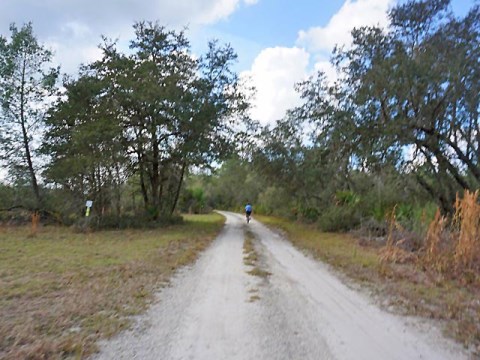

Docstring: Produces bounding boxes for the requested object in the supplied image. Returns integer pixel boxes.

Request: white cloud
[0,0,257,34]
[48,40,103,75]
[244,0,395,126]
[297,0,394,53]
[194,0,258,24]
[242,47,310,125]
[42,21,103,73]
[297,0,395,91]
[0,0,258,74]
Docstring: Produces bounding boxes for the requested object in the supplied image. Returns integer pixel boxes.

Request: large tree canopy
[43,22,250,220]
[290,0,480,214]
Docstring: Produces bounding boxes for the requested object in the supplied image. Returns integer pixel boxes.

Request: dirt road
[93,211,466,360]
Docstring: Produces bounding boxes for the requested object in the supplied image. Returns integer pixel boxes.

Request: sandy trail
[93,211,466,360]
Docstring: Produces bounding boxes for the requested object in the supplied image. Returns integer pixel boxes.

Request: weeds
[418,190,480,281]
[453,191,480,275]
[248,294,261,302]
[247,267,271,278]
[422,209,452,273]
[243,230,270,279]
[28,211,40,238]
[378,191,480,353]
[380,207,418,265]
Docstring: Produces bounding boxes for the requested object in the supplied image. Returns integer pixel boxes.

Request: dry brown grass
[420,190,480,282]
[379,191,480,353]
[422,209,453,273]
[453,191,480,275]
[0,213,224,360]
[30,212,40,237]
[380,207,418,265]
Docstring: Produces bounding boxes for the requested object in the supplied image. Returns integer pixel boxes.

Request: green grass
[0,213,224,360]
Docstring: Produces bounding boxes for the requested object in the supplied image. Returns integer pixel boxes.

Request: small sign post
[85,200,93,217]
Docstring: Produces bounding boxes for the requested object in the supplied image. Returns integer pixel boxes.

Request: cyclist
[245,202,252,223]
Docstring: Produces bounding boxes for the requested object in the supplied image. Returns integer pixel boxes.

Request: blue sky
[0,0,477,124]
[194,0,474,70]
[214,0,345,47]
[190,0,346,72]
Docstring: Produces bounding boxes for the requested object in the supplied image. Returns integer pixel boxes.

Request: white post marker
[85,200,93,217]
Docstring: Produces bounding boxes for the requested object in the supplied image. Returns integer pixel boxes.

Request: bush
[257,186,293,217]
[298,207,320,223]
[357,217,388,237]
[318,205,361,232]
[73,212,184,231]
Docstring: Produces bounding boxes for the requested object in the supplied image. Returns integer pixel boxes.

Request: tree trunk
[415,173,453,214]
[139,167,149,209]
[149,133,160,219]
[20,59,41,209]
[171,161,187,215]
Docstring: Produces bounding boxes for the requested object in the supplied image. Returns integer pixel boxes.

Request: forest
[0,0,479,236]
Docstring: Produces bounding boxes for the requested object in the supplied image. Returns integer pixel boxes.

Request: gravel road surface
[93,211,467,360]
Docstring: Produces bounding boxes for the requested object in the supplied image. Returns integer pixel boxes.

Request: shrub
[299,207,320,223]
[73,212,184,232]
[318,205,361,232]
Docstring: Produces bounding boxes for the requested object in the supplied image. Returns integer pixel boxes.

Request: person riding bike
[245,202,252,223]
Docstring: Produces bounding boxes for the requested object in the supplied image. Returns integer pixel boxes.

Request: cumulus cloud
[242,47,310,126]
[297,0,394,53]
[243,0,395,126]
[0,0,257,74]
[0,0,256,33]
[297,0,394,91]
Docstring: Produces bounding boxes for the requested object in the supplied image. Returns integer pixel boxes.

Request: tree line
[0,21,251,225]
[1,0,479,230]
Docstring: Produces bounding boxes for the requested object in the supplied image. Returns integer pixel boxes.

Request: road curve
[92,211,466,360]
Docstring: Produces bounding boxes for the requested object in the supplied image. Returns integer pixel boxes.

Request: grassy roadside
[255,214,480,355]
[0,213,224,360]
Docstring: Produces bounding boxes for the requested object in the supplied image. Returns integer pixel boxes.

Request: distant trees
[0,23,59,208]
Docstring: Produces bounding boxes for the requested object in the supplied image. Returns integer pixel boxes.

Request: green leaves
[43,21,250,220]
[311,0,480,212]
[251,0,479,226]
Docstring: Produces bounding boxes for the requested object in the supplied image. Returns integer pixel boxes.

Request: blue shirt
[245,204,252,212]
